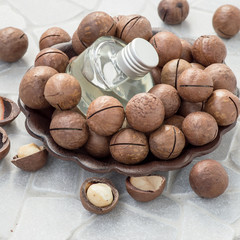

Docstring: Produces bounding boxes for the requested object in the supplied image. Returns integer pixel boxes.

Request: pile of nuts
[0,0,240,214]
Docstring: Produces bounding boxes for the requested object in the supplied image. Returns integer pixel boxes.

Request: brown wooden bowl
[18,98,237,176]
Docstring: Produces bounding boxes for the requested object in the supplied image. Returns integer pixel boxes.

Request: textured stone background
[0,0,240,239]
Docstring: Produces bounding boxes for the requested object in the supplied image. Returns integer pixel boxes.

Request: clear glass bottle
[66,36,159,115]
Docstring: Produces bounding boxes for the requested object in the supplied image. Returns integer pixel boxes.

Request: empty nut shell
[126,175,166,202]
[189,159,228,198]
[126,93,165,133]
[87,96,125,136]
[182,111,218,146]
[77,11,116,47]
[80,177,119,214]
[0,97,20,126]
[19,66,58,109]
[0,127,10,160]
[192,35,227,67]
[116,14,152,43]
[11,145,48,171]
[39,27,71,50]
[35,48,69,73]
[204,89,240,126]
[158,0,189,25]
[149,125,185,160]
[50,110,89,150]
[110,128,149,164]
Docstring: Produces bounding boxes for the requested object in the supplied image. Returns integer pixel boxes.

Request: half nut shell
[11,146,48,171]
[0,127,10,160]
[126,175,166,202]
[80,177,119,214]
[0,97,20,126]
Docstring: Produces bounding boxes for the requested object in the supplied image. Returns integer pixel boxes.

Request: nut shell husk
[77,11,116,47]
[35,48,69,73]
[39,27,71,50]
[0,97,20,126]
[80,177,119,214]
[0,127,10,160]
[11,146,48,171]
[189,159,228,198]
[126,175,166,202]
[116,14,152,43]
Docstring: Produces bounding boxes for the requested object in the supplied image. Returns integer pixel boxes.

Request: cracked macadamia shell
[0,27,28,62]
[204,63,237,93]
[150,31,182,67]
[110,128,149,164]
[77,11,116,47]
[192,35,227,67]
[0,127,10,161]
[149,84,181,118]
[182,112,218,146]
[80,177,119,214]
[212,5,240,39]
[87,96,125,137]
[126,175,166,202]
[44,73,81,110]
[161,58,192,88]
[19,66,58,109]
[177,68,213,103]
[126,93,165,133]
[35,48,69,73]
[149,125,185,160]
[204,89,240,126]
[189,159,228,198]
[158,0,189,25]
[116,14,152,43]
[39,27,71,50]
[50,110,89,150]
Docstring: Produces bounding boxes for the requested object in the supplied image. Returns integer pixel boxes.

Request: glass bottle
[66,36,159,115]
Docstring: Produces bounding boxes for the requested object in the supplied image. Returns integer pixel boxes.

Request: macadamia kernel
[17,143,41,158]
[87,183,113,207]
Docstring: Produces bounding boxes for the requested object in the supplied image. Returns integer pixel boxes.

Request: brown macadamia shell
[116,15,152,43]
[50,110,88,150]
[19,66,58,109]
[164,115,184,130]
[182,111,218,146]
[189,159,228,198]
[125,175,166,202]
[161,58,192,87]
[39,27,71,50]
[0,127,10,161]
[177,68,213,102]
[150,67,162,85]
[126,93,165,133]
[180,39,193,62]
[87,96,125,136]
[213,5,240,39]
[72,30,87,55]
[178,100,204,117]
[192,35,227,67]
[44,73,81,110]
[150,32,182,67]
[204,63,237,93]
[191,62,205,70]
[84,129,110,158]
[204,89,240,126]
[158,0,189,25]
[149,125,185,160]
[80,177,119,214]
[35,48,69,73]
[110,128,149,165]
[77,11,116,47]
[149,84,181,118]
[0,97,20,126]
[0,27,28,62]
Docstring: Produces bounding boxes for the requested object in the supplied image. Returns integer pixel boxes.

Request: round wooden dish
[19,98,236,176]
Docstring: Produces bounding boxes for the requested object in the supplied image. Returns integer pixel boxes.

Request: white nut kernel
[86,183,113,207]
[17,143,41,158]
[130,176,164,191]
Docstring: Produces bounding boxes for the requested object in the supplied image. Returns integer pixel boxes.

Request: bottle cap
[116,38,159,79]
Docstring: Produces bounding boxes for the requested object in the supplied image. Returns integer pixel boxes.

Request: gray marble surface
[0,0,240,239]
